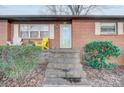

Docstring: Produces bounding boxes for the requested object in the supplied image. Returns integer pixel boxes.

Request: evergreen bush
[83,41,120,70]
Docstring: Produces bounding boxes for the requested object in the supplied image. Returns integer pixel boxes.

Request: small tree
[83,41,120,70]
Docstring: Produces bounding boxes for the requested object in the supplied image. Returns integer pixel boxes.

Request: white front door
[60,24,71,48]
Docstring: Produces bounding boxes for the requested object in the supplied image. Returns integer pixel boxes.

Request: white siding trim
[118,22,123,35]
[13,24,19,39]
[95,22,101,35]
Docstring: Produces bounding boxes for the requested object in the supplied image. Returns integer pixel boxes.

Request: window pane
[30,31,39,38]
[19,31,29,38]
[101,26,115,32]
[41,25,49,31]
[40,31,49,38]
[30,24,41,31]
[20,24,30,31]
[100,23,116,34]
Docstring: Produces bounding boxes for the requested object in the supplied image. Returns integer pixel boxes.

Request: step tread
[42,49,89,86]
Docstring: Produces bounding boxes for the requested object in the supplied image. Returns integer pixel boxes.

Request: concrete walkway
[42,49,90,86]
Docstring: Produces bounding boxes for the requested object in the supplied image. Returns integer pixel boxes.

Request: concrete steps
[42,49,90,86]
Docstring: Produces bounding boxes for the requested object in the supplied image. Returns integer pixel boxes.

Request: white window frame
[100,23,117,35]
[19,24,50,39]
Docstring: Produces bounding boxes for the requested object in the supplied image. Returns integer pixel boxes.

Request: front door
[60,24,71,48]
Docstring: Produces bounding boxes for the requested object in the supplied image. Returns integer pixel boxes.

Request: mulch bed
[1,62,124,87]
[0,63,47,87]
[83,65,124,87]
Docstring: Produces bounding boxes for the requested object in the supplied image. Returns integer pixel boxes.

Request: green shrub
[0,45,42,79]
[83,41,120,70]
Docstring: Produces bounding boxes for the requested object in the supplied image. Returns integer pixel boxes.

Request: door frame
[60,24,72,48]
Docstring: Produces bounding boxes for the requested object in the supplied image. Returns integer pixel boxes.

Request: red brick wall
[0,21,13,45]
[7,22,12,41]
[54,23,60,48]
[0,20,9,45]
[72,20,124,65]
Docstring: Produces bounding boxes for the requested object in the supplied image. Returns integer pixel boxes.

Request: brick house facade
[0,15,124,65]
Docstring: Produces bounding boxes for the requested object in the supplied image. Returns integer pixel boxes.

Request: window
[19,24,30,38]
[19,24,50,39]
[20,31,29,38]
[100,23,116,35]
[30,31,39,38]
[40,31,49,38]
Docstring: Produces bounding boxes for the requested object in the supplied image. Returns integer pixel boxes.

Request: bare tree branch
[46,5,107,15]
[46,5,58,15]
[85,5,96,15]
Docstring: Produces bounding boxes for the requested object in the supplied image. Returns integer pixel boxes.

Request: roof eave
[1,15,124,21]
